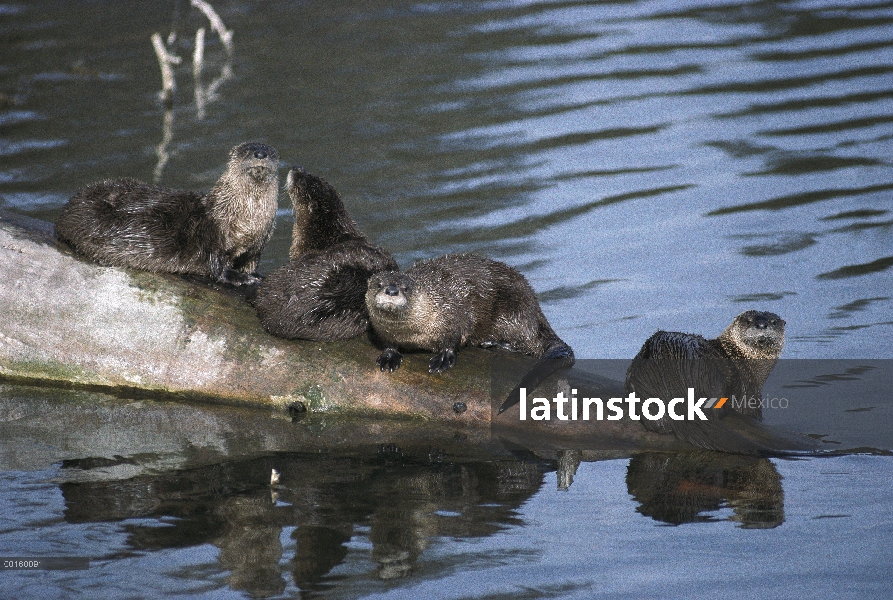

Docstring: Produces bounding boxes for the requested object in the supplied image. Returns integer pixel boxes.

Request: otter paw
[428,349,456,373]
[377,348,403,372]
[221,268,261,287]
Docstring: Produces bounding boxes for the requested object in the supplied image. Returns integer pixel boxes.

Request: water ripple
[828,297,890,319]
[759,114,893,136]
[744,154,884,176]
[0,139,66,156]
[708,183,893,215]
[817,256,893,280]
[459,184,694,243]
[715,89,893,118]
[740,233,818,256]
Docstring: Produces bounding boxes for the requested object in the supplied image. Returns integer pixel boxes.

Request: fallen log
[0,211,819,455]
[0,210,496,424]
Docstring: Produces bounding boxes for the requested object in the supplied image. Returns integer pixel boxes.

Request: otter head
[231,142,280,184]
[722,310,786,359]
[366,272,416,317]
[287,166,363,257]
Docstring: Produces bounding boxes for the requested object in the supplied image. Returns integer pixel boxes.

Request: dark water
[1,385,891,599]
[1,0,892,598]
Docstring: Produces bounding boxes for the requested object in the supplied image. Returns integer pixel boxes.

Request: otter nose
[754,315,769,329]
[385,284,400,296]
[254,150,268,159]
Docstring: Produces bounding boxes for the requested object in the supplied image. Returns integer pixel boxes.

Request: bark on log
[0,210,497,424]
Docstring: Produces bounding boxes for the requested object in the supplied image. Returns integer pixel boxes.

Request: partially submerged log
[0,210,494,424]
[0,211,818,455]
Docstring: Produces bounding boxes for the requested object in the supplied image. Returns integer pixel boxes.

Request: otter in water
[624,310,785,448]
[254,167,397,341]
[55,142,280,286]
[365,254,574,404]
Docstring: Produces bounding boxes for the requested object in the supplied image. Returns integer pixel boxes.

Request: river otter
[254,167,397,341]
[365,254,574,403]
[624,311,785,448]
[55,142,280,286]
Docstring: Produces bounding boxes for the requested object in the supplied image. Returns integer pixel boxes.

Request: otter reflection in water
[54,444,792,596]
[626,451,784,528]
[58,451,547,593]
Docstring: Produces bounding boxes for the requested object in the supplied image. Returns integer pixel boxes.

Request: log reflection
[56,444,788,597]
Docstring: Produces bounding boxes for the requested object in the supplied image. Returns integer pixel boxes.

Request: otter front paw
[220,268,261,287]
[428,349,456,373]
[377,348,403,372]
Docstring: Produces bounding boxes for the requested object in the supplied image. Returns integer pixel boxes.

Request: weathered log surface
[0,211,635,436]
[0,210,497,424]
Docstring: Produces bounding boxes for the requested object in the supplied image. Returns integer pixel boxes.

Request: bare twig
[150,0,234,179]
[193,27,206,119]
[150,32,182,106]
[205,62,233,101]
[192,27,205,80]
[153,107,175,183]
[190,0,233,55]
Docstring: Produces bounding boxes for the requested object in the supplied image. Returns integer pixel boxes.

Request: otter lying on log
[56,142,280,286]
[364,254,575,413]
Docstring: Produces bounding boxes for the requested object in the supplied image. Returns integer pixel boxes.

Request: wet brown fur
[366,253,574,375]
[55,142,280,285]
[254,167,397,341]
[625,310,786,446]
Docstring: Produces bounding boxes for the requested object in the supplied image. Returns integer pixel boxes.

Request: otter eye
[254,150,268,159]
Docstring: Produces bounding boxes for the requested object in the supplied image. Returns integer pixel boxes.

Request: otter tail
[498,344,575,414]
